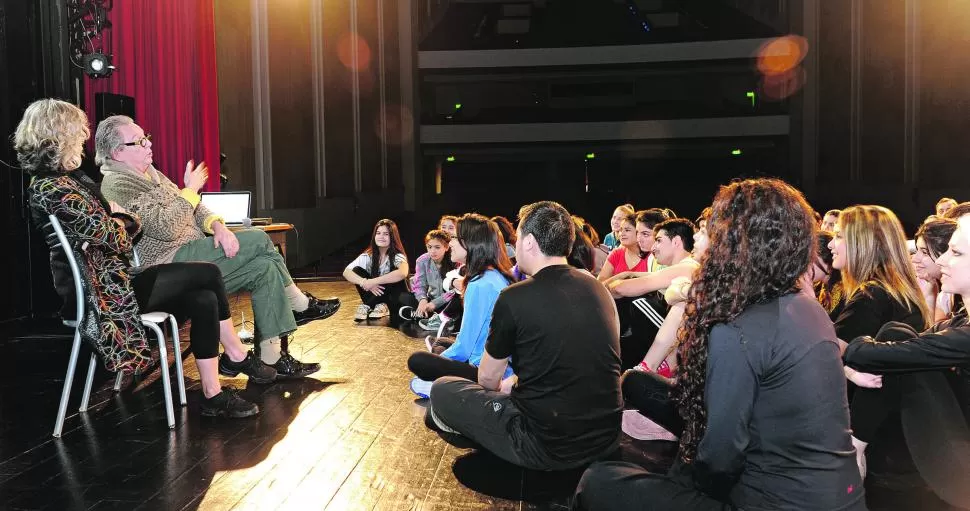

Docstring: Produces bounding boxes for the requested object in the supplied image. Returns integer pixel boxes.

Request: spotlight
[82,52,114,78]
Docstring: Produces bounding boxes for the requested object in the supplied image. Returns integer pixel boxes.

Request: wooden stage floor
[0,282,961,510]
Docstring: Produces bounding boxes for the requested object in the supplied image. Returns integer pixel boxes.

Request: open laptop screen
[199,191,251,225]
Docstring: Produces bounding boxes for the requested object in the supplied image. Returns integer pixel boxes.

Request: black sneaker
[218,350,277,384]
[294,294,340,326]
[200,387,259,418]
[272,351,321,379]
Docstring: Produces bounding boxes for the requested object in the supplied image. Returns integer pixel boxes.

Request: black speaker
[94,92,135,123]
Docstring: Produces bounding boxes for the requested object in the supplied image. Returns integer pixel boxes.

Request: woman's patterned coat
[29,172,153,374]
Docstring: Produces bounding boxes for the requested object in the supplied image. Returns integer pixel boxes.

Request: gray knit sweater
[100,159,220,267]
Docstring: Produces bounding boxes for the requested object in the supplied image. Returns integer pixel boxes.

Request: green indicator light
[586,153,596,160]
[746,91,756,107]
[731,149,742,156]
[454,103,462,110]
[446,156,456,162]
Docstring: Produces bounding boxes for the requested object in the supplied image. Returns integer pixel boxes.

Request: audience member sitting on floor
[598,210,649,336]
[696,207,712,232]
[407,214,514,398]
[631,218,711,380]
[944,201,970,220]
[829,205,931,343]
[821,208,841,232]
[841,212,970,509]
[492,215,518,262]
[399,229,455,328]
[638,208,676,272]
[813,231,845,320]
[597,210,645,282]
[827,206,932,475]
[96,115,334,379]
[438,214,458,238]
[17,99,275,418]
[620,214,711,440]
[611,218,700,369]
[567,216,598,273]
[427,201,623,471]
[573,216,608,274]
[603,203,634,250]
[913,218,960,322]
[576,178,866,511]
[936,197,958,218]
[343,219,410,323]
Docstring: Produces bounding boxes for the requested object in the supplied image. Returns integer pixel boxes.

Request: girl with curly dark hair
[574,178,865,511]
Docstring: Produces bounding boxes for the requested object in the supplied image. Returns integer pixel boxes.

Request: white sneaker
[409,377,433,399]
[621,409,678,441]
[399,305,415,321]
[368,303,390,319]
[354,304,371,322]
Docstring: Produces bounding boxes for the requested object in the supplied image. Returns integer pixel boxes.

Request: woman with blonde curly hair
[574,178,864,511]
[17,99,275,419]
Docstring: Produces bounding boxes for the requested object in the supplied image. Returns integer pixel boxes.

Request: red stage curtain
[84,0,221,191]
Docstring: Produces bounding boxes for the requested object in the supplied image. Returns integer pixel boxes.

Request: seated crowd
[344,187,970,509]
[16,99,970,509]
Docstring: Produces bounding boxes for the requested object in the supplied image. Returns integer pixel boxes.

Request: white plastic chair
[47,214,187,438]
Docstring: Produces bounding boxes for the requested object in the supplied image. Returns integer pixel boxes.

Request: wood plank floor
[0,282,962,510]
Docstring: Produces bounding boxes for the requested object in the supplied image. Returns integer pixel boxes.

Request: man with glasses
[96,115,337,378]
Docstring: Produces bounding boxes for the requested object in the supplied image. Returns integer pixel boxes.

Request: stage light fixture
[82,52,114,78]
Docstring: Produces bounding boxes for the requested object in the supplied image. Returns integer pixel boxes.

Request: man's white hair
[94,115,134,166]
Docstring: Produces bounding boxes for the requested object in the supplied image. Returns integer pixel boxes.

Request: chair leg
[168,315,187,406]
[54,329,84,438]
[78,353,97,412]
[144,321,175,429]
[113,371,124,391]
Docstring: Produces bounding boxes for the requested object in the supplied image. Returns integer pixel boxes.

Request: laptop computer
[200,191,251,226]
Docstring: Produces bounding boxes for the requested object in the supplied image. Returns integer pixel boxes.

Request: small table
[229,223,294,262]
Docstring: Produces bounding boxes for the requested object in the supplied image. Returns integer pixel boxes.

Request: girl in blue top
[603,203,634,250]
[407,213,515,398]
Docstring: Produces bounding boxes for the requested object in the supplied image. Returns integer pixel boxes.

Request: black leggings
[621,369,683,434]
[850,376,901,443]
[352,266,411,309]
[407,348,478,382]
[131,262,228,360]
[622,292,669,370]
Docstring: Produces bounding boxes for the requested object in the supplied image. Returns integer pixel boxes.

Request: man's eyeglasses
[123,134,152,148]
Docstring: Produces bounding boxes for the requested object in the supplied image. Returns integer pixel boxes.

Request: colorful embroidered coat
[29,171,153,374]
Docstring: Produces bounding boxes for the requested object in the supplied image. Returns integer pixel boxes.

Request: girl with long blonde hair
[828,205,931,341]
[827,205,932,478]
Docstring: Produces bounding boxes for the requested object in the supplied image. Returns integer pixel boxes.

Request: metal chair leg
[79,353,97,412]
[113,371,124,391]
[168,315,187,406]
[54,330,84,438]
[144,321,175,429]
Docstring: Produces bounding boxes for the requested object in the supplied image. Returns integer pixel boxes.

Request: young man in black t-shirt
[428,201,623,470]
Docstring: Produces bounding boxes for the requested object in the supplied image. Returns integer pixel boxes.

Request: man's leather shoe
[294,293,340,326]
[272,351,320,379]
[306,291,339,307]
